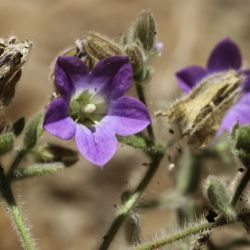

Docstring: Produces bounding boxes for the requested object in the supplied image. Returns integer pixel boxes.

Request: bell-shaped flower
[44,56,151,167]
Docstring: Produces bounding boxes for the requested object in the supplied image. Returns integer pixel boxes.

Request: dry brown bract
[166,71,243,148]
[0,36,32,106]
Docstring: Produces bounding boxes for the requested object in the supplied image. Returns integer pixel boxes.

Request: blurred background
[0,0,250,249]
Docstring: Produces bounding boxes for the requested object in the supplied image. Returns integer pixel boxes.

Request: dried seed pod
[82,32,124,60]
[0,37,32,106]
[166,71,243,149]
[125,43,144,72]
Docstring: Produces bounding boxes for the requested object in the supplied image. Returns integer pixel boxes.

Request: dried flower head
[167,38,250,148]
[0,36,32,106]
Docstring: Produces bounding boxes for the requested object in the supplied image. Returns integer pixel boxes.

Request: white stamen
[168,163,175,171]
[83,103,96,113]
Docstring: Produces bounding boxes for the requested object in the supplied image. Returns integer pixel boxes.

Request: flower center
[70,90,107,127]
[83,103,96,114]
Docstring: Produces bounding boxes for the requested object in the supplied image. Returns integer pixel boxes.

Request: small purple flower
[44,56,151,167]
[176,38,250,135]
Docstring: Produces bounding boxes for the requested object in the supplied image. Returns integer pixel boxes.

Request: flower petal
[75,124,118,167]
[91,56,133,99]
[43,98,76,140]
[217,93,250,135]
[207,38,242,72]
[55,56,89,98]
[104,96,151,136]
[176,66,207,93]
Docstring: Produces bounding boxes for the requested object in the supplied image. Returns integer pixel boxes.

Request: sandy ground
[0,0,249,249]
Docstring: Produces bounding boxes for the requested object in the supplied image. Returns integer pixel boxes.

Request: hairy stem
[135,82,155,141]
[0,167,35,250]
[133,213,250,250]
[191,165,250,250]
[231,167,250,207]
[7,149,28,180]
[99,151,164,250]
[13,162,65,180]
[99,78,162,249]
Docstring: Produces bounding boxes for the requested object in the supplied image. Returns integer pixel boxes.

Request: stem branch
[7,149,28,180]
[133,213,250,250]
[0,168,35,250]
[13,162,65,180]
[99,79,161,249]
[135,82,155,141]
[99,152,164,250]
[231,167,250,207]
[191,165,250,250]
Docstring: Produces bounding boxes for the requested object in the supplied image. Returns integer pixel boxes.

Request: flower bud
[204,176,236,219]
[234,125,250,167]
[82,32,124,60]
[125,43,144,72]
[133,10,156,51]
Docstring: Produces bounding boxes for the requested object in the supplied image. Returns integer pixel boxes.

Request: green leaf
[0,132,14,155]
[118,135,164,155]
[118,135,148,149]
[23,113,43,149]
[13,117,25,136]
[37,144,79,167]
[205,176,236,219]
[13,162,65,180]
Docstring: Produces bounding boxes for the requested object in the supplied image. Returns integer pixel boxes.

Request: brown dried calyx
[125,43,144,73]
[0,36,32,106]
[81,31,124,61]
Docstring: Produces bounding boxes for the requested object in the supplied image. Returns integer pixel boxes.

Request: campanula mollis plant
[0,9,249,250]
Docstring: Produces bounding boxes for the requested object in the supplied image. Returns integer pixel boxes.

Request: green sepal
[205,176,236,219]
[13,117,25,137]
[34,143,79,167]
[23,113,43,150]
[118,135,164,155]
[118,135,148,150]
[0,132,15,155]
[134,66,153,82]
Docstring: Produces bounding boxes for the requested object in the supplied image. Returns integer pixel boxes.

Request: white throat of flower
[70,90,107,127]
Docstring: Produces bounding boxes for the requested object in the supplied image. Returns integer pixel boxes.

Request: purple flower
[44,56,151,167]
[176,38,250,135]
